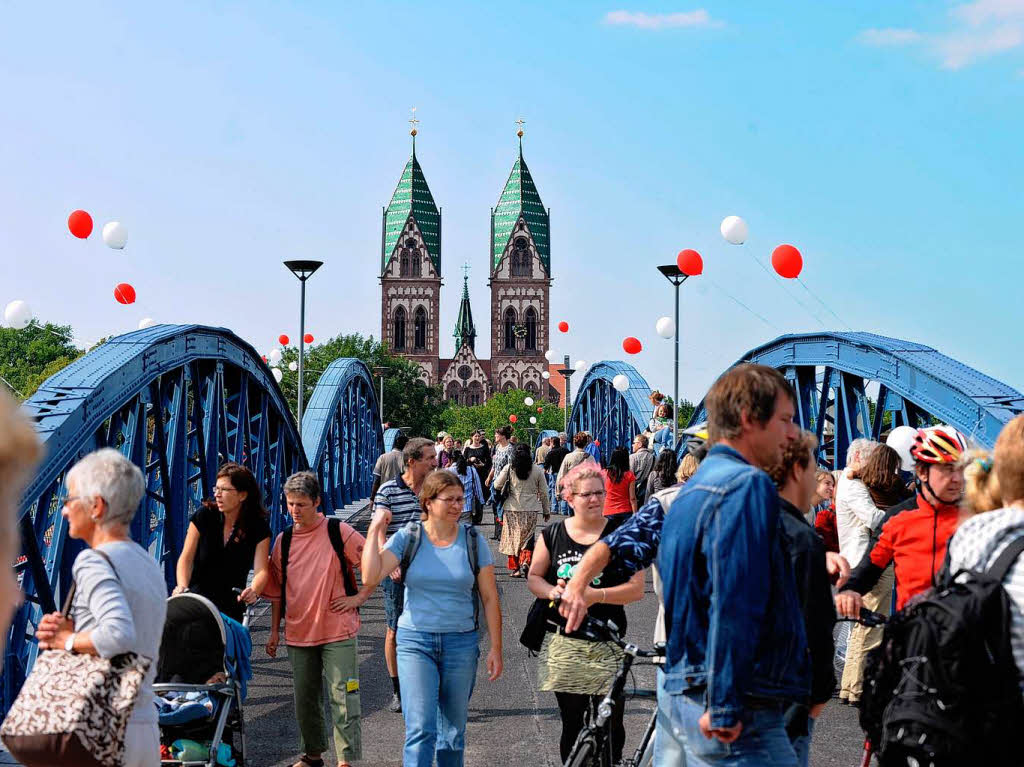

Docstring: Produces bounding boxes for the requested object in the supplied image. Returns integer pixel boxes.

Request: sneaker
[388,693,402,713]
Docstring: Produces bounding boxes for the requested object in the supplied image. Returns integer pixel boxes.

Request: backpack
[859,535,1024,766]
[280,517,359,616]
[398,521,484,632]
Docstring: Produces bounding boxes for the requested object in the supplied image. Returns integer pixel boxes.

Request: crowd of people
[4,368,1024,766]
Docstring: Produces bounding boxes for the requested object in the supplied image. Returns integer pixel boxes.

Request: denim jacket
[657,445,810,728]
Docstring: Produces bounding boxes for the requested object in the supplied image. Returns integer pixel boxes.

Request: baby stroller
[154,593,253,766]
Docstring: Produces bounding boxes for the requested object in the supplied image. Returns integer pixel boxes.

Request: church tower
[489,122,551,398]
[380,116,442,384]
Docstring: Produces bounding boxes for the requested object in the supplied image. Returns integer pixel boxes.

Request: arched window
[414,306,427,351]
[393,307,406,351]
[411,250,422,277]
[525,381,538,395]
[511,236,530,276]
[502,381,515,393]
[525,307,538,351]
[446,382,462,404]
[468,381,483,406]
[504,307,517,350]
[400,249,410,277]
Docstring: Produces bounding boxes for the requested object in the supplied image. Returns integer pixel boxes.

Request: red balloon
[278,334,289,346]
[537,407,543,413]
[261,355,268,363]
[303,333,314,344]
[509,414,518,423]
[622,337,642,355]
[113,283,136,305]
[677,249,703,276]
[557,321,569,333]
[68,210,93,239]
[771,244,803,279]
[594,439,601,446]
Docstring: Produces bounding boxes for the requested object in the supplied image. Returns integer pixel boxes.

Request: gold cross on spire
[515,117,525,138]
[461,262,471,280]
[409,107,419,137]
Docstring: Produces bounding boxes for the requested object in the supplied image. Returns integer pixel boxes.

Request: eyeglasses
[63,495,93,507]
[574,490,606,500]
[212,486,237,495]
[435,495,465,506]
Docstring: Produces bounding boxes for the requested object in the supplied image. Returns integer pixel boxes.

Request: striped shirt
[946,505,1024,677]
[374,475,422,535]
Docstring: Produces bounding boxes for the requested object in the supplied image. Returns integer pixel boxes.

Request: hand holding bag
[1,550,152,767]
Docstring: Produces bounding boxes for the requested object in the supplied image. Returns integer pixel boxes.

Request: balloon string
[795,278,853,331]
[745,254,831,328]
[0,376,25,398]
[705,277,782,331]
[41,324,97,351]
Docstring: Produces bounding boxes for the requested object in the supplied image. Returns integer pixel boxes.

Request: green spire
[492,131,549,273]
[382,132,441,274]
[453,266,476,353]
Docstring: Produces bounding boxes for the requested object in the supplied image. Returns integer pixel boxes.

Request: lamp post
[284,260,323,437]
[557,354,576,434]
[372,366,389,426]
[656,264,691,451]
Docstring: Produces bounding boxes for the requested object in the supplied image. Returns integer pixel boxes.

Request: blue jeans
[382,575,405,631]
[396,628,480,767]
[654,668,688,765]
[659,692,798,767]
[789,716,814,767]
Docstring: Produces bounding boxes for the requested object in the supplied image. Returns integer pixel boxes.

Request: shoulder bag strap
[280,527,294,616]
[398,522,422,585]
[327,518,359,596]
[64,548,122,618]
[988,534,1024,582]
[464,523,481,629]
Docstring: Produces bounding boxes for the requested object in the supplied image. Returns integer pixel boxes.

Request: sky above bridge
[2,1,1022,401]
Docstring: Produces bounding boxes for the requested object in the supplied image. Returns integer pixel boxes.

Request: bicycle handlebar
[837,607,888,627]
[548,612,665,657]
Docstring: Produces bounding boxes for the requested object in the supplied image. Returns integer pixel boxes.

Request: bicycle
[555,615,664,767]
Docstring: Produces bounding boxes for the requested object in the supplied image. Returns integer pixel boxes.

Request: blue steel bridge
[3,324,1023,714]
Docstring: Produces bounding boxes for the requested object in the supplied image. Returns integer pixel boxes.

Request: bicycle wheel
[565,734,598,767]
[631,708,658,767]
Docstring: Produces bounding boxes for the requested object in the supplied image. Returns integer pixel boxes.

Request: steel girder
[302,358,383,514]
[686,332,1024,468]
[568,362,654,464]
[383,427,402,453]
[4,324,307,714]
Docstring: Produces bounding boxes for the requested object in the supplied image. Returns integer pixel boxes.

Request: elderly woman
[0,391,41,658]
[437,434,456,469]
[35,448,167,767]
[174,462,271,621]
[495,443,550,576]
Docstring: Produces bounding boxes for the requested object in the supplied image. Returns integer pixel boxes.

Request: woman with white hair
[35,448,168,766]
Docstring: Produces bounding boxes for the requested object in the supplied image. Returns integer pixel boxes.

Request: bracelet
[600,588,607,604]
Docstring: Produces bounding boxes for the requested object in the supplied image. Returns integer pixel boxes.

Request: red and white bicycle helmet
[910,425,968,464]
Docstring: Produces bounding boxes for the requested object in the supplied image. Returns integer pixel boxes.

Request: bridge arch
[568,362,654,464]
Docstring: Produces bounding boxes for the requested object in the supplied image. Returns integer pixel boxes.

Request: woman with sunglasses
[174,462,272,621]
[527,462,645,764]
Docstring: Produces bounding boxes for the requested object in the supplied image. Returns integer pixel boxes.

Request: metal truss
[568,362,654,463]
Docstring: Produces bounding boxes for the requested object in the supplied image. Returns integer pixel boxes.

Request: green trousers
[287,638,362,762]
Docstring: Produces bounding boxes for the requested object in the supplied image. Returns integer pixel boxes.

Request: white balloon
[268,348,283,366]
[720,215,748,245]
[656,316,675,339]
[574,360,588,372]
[529,416,537,425]
[271,367,283,383]
[542,371,551,380]
[612,374,630,392]
[3,300,32,329]
[138,317,156,329]
[544,349,559,362]
[524,396,535,407]
[102,221,127,249]
[288,361,298,372]
[886,425,919,472]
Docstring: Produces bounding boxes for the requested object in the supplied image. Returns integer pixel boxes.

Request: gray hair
[283,471,321,501]
[403,437,435,464]
[67,448,146,529]
[559,432,568,441]
[846,439,878,469]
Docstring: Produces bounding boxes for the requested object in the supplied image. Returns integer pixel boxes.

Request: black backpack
[280,517,359,616]
[398,521,483,630]
[860,536,1024,766]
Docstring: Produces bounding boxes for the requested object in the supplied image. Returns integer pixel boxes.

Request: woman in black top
[463,430,492,523]
[527,461,645,763]
[174,462,271,621]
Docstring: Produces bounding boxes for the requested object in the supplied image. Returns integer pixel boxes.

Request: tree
[0,322,83,400]
[438,389,566,443]
[276,334,446,438]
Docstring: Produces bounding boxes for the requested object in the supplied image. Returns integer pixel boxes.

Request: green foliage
[0,322,83,399]
[276,334,446,438]
[438,389,565,443]
[663,396,697,428]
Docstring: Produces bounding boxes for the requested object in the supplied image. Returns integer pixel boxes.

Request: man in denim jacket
[657,364,809,766]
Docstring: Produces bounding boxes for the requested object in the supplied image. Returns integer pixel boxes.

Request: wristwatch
[64,633,76,652]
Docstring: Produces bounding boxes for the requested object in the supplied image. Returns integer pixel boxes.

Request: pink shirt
[263,516,365,647]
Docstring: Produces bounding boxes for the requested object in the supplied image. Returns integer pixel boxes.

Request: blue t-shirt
[383,524,494,633]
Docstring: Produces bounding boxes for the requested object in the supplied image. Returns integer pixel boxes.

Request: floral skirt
[537,632,623,696]
[499,510,539,556]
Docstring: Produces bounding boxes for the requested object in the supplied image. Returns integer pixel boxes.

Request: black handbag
[519,597,555,653]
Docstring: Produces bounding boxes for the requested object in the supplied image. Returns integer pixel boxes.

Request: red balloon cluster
[771,245,803,279]
[557,321,569,333]
[68,210,93,239]
[114,283,136,305]
[279,334,289,346]
[304,333,314,344]
[509,414,518,423]
[677,249,703,277]
[622,337,642,355]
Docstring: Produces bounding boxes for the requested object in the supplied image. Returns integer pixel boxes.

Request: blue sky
[1,1,1022,401]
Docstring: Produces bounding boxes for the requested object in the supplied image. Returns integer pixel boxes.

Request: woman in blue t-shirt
[363,470,503,767]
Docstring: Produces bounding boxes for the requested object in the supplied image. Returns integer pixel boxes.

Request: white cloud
[603,9,724,30]
[938,24,1024,68]
[952,0,1024,26]
[857,28,922,46]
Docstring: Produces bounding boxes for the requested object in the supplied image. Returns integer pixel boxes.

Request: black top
[544,445,570,473]
[778,498,835,705]
[463,444,492,487]
[541,519,629,636]
[188,506,272,621]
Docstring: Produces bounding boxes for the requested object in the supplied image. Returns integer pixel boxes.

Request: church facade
[379,127,560,406]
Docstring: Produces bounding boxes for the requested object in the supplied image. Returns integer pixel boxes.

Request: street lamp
[557,354,576,434]
[657,264,692,451]
[284,259,323,437]
[372,366,389,427]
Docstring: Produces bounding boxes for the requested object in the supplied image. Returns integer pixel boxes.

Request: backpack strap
[327,518,360,597]
[988,535,1024,582]
[280,527,294,616]
[464,523,481,630]
[398,521,423,585]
